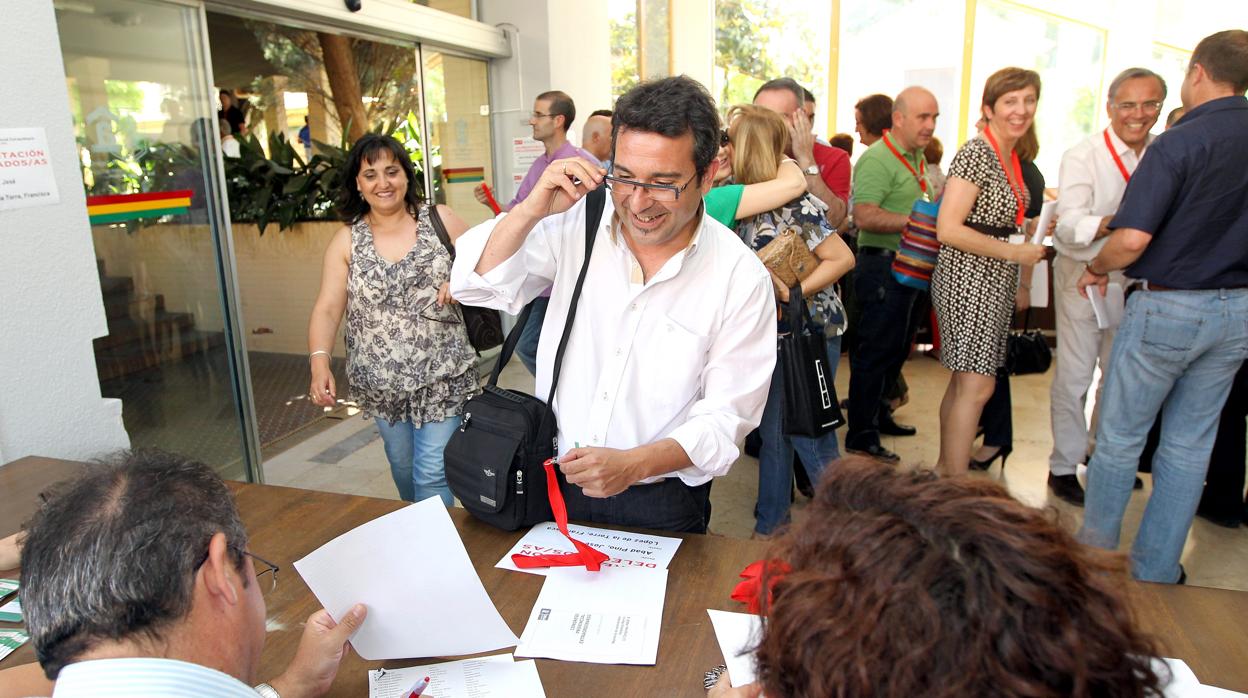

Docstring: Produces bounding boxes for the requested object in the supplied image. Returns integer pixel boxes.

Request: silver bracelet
[309,350,331,360]
[254,683,280,698]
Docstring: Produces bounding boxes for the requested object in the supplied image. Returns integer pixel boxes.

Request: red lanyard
[983,127,1026,228]
[510,459,609,571]
[1103,128,1131,183]
[882,130,927,194]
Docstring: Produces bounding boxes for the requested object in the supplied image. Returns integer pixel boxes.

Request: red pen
[480,183,502,215]
[406,675,430,698]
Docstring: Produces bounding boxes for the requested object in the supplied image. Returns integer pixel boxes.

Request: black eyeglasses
[530,111,556,119]
[604,173,696,202]
[195,547,280,595]
[719,129,730,147]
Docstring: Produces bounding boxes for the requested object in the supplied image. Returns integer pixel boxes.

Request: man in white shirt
[19,450,366,697]
[451,76,776,533]
[1048,67,1167,505]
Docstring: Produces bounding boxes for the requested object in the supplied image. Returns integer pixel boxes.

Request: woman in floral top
[308,134,479,504]
[727,105,856,537]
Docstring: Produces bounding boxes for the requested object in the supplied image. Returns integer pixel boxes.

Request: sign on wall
[0,128,60,212]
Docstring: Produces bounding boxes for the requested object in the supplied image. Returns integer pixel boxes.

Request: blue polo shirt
[1110,95,1248,289]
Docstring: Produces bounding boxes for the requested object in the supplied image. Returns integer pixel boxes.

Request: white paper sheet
[293,497,518,660]
[515,566,667,665]
[1031,200,1057,244]
[1157,657,1248,697]
[1088,282,1125,330]
[1028,259,1050,308]
[368,654,545,698]
[707,609,762,687]
[497,522,682,576]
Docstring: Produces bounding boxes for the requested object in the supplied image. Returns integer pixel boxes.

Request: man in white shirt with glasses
[1048,67,1167,505]
[451,76,776,533]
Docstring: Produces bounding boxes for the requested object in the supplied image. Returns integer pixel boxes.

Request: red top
[812,142,851,202]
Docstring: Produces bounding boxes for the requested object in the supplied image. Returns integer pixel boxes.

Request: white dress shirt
[450,195,777,487]
[1054,127,1155,262]
[53,657,260,697]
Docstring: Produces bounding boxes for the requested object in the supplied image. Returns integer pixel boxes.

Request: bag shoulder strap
[544,188,606,403]
[427,203,455,259]
[486,188,608,387]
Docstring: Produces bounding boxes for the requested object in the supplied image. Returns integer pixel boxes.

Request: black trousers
[979,368,1013,449]
[1199,362,1248,519]
[560,477,712,533]
[847,251,919,449]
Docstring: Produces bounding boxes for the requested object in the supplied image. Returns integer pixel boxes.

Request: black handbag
[443,189,606,531]
[429,204,505,353]
[1006,309,1052,376]
[779,287,844,437]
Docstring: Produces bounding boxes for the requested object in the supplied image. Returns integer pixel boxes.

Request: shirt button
[630,303,637,311]
[602,392,609,401]
[615,348,623,356]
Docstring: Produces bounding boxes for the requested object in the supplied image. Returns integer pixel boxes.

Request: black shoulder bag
[429,204,505,353]
[443,189,607,531]
[779,286,844,437]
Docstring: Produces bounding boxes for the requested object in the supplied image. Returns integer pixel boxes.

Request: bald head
[891,86,939,151]
[583,114,613,163]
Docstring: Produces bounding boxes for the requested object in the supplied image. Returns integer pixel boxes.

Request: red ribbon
[729,559,791,614]
[983,126,1026,228]
[510,459,609,571]
[882,129,927,194]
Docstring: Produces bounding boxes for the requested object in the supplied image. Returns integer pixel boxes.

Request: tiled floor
[263,353,1248,592]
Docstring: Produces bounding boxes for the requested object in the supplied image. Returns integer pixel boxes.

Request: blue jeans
[374,415,462,506]
[515,296,550,376]
[1077,289,1248,582]
[755,335,843,535]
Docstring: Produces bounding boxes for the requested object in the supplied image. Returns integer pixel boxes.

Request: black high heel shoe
[969,445,1012,472]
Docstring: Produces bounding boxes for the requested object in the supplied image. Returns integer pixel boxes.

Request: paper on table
[0,629,28,662]
[1031,200,1057,244]
[1157,657,1248,697]
[515,566,667,665]
[368,654,545,698]
[497,522,682,576]
[0,578,18,600]
[293,497,518,660]
[1088,282,1125,330]
[0,598,20,622]
[707,609,762,687]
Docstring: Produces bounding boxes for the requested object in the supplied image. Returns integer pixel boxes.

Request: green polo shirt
[852,136,928,251]
[705,184,745,229]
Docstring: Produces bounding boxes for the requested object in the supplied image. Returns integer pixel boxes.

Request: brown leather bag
[756,226,818,288]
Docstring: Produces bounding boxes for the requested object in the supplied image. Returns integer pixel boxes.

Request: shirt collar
[1183,94,1248,121]
[54,657,256,696]
[603,196,706,265]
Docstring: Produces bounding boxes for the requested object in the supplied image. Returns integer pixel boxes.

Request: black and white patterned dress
[930,136,1027,376]
[345,207,479,425]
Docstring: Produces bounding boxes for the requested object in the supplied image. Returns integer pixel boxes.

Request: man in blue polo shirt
[1076,30,1248,584]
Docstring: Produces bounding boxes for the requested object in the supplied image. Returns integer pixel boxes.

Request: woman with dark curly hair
[710,456,1164,698]
[307,134,479,505]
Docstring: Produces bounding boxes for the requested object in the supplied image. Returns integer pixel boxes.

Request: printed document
[515,566,667,665]
[1088,282,1125,330]
[497,522,682,576]
[294,497,518,660]
[1158,657,1248,697]
[707,609,762,687]
[368,654,545,698]
[1031,200,1057,245]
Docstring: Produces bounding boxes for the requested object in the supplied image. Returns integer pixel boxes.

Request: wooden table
[3,456,1248,695]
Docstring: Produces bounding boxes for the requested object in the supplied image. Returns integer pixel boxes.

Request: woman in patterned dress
[931,68,1047,476]
[308,134,479,504]
[727,105,856,537]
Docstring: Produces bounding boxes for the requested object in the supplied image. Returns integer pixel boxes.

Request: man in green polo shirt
[846,87,939,462]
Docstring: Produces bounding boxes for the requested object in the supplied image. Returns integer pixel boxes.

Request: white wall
[670,0,714,89]
[479,0,612,205]
[0,1,129,464]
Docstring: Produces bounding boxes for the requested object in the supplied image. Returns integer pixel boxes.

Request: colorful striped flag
[443,167,485,184]
[87,190,193,225]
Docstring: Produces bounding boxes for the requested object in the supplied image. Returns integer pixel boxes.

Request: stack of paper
[0,629,28,662]
[0,598,20,623]
[294,497,518,660]
[497,522,682,576]
[1088,282,1125,330]
[368,654,545,698]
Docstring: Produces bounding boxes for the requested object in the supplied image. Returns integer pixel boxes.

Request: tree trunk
[317,32,368,142]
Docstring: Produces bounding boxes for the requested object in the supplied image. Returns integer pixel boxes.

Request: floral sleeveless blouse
[345,207,479,425]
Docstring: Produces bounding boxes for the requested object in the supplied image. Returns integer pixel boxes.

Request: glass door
[55,0,255,479]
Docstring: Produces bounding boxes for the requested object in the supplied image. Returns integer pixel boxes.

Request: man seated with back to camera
[450,76,776,534]
[14,449,367,697]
